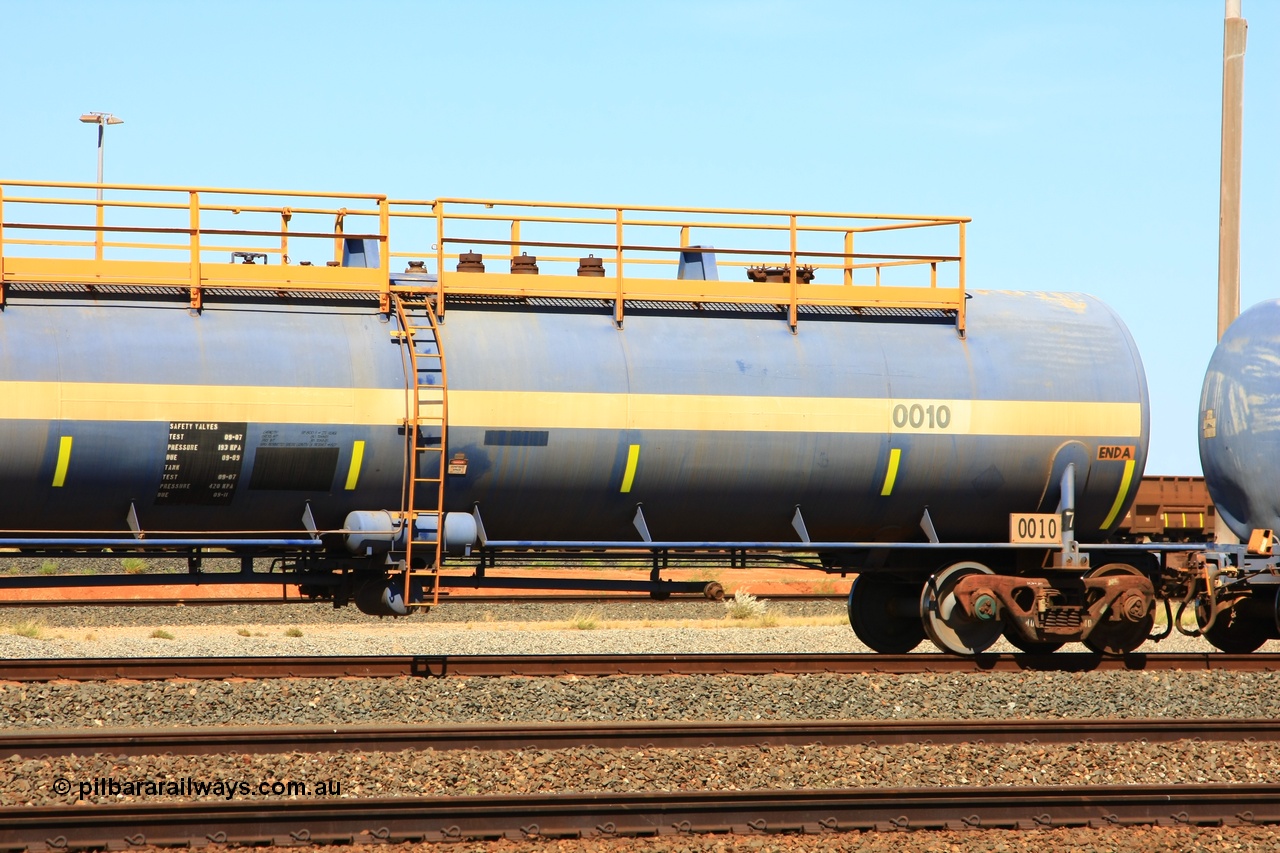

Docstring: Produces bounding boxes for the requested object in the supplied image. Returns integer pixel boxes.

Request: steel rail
[6,717,1280,759]
[0,592,845,608]
[1,784,1277,848]
[2,652,1278,683]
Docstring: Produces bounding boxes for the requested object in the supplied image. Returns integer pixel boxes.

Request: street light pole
[78,112,123,201]
[79,112,123,259]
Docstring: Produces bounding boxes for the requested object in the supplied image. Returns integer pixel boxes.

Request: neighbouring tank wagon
[0,180,1203,657]
[1201,299,1280,540]
[1193,299,1280,652]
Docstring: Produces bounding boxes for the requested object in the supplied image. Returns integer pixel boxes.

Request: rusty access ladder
[392,292,448,607]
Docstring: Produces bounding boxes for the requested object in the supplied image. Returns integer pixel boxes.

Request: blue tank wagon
[1192,300,1280,651]
[0,182,1167,655]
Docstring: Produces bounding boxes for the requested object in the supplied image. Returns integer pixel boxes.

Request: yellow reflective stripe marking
[620,444,641,493]
[0,382,403,425]
[449,391,1142,437]
[52,436,73,487]
[880,448,901,496]
[1101,459,1137,529]
[344,440,366,490]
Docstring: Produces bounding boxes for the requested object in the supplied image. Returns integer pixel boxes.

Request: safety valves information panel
[156,422,247,505]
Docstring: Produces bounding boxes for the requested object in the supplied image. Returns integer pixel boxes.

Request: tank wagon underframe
[4,178,1252,657]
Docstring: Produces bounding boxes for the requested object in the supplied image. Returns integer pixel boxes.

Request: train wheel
[1001,623,1065,654]
[921,562,1003,655]
[847,574,925,654]
[1197,601,1269,653]
[1082,564,1154,656]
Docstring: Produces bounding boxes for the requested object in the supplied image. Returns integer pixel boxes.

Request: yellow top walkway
[0,180,970,334]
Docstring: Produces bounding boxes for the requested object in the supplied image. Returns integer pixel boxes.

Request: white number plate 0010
[1009,513,1060,544]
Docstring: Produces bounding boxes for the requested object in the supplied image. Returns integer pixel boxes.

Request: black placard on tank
[155,422,248,505]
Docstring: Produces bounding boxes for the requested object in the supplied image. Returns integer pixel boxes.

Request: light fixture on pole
[79,112,124,200]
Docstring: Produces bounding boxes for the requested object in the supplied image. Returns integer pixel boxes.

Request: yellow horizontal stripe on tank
[449,391,1143,437]
[0,382,406,425]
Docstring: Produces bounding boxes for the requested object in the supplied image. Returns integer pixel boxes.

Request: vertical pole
[1216,0,1247,546]
[843,230,853,285]
[1217,0,1247,341]
[435,201,445,313]
[614,208,624,327]
[332,210,345,265]
[94,201,105,261]
[95,123,105,261]
[188,191,202,312]
[96,123,104,201]
[279,208,291,265]
[510,219,520,260]
[679,225,689,248]
[379,198,391,315]
[957,221,967,338]
[788,214,798,331]
[0,186,6,309]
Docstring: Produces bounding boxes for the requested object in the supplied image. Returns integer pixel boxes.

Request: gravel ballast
[4,597,1277,851]
[3,739,1276,808]
[1,670,1277,728]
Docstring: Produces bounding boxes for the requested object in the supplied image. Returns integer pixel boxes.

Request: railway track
[3,652,1277,682]
[6,717,1280,758]
[2,784,1277,848]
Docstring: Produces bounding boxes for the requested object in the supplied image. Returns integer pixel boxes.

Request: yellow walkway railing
[0,181,970,333]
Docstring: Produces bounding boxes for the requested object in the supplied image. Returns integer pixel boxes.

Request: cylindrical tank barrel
[439,290,1149,544]
[0,289,1149,546]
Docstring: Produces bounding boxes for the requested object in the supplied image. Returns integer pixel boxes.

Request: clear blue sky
[2,0,1276,475]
